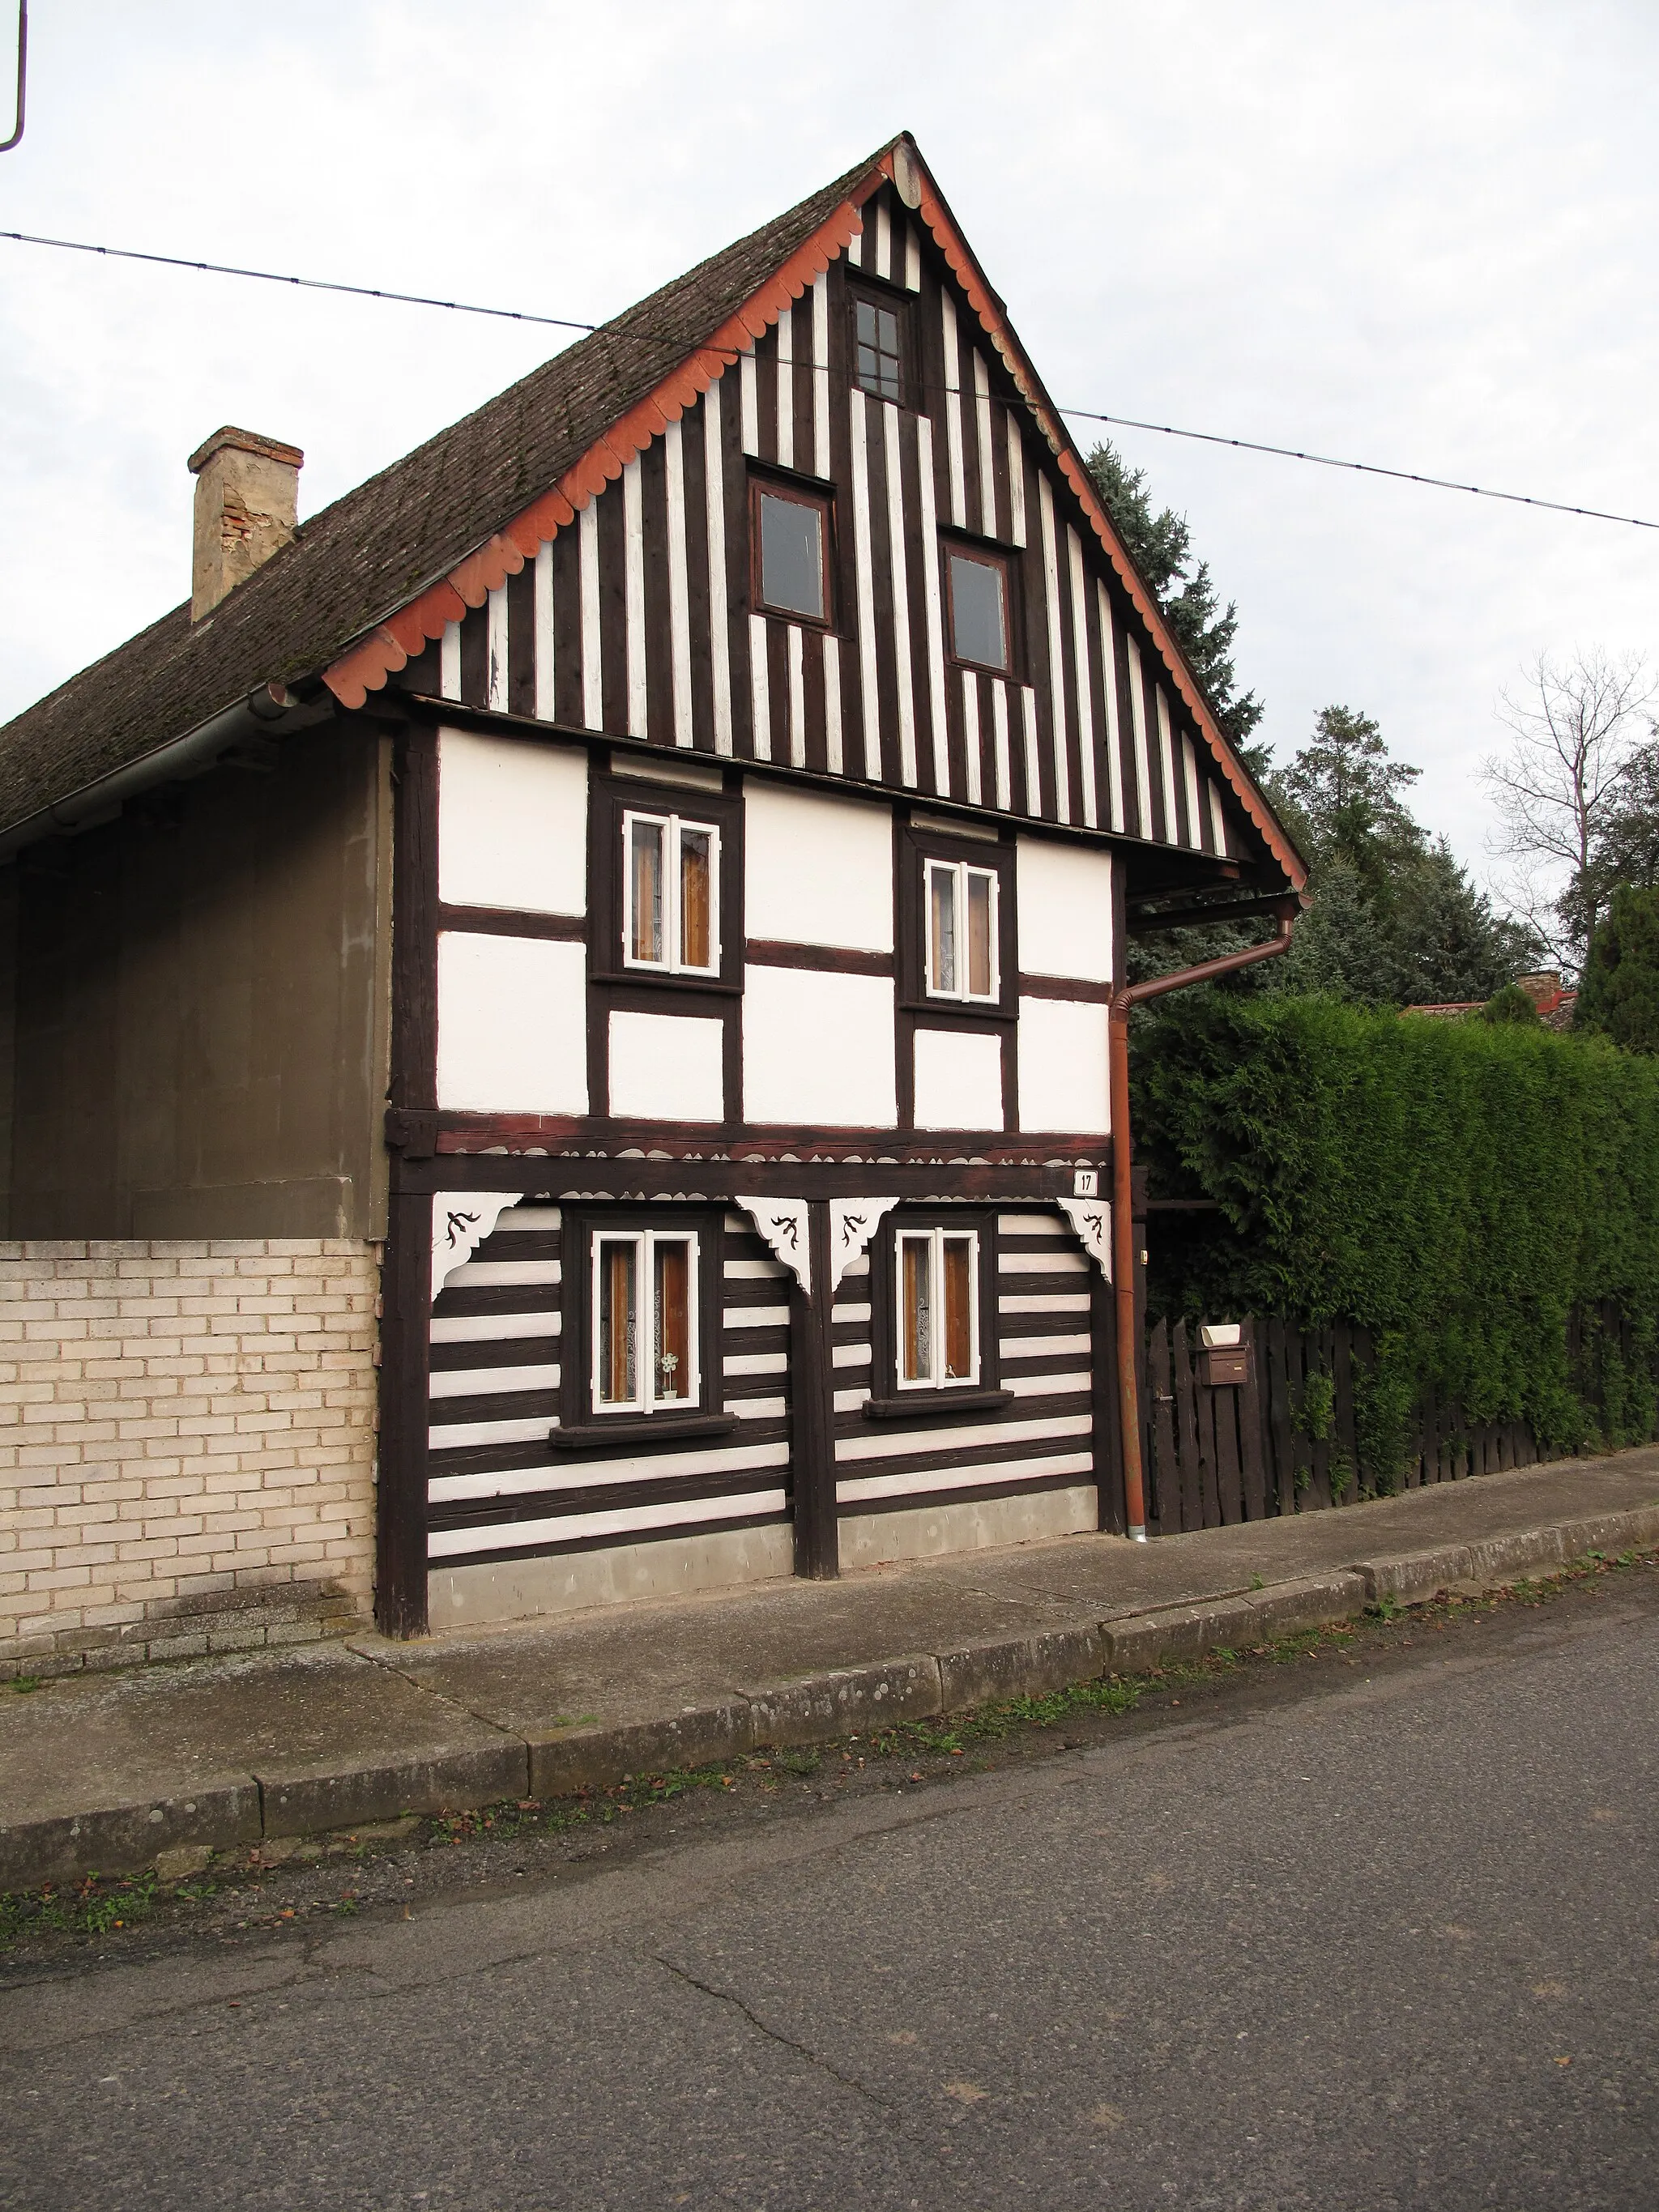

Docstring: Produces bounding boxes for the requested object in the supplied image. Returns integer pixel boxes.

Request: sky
[2,0,1656,884]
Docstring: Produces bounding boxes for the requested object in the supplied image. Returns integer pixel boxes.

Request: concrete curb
[0,1783,262,1894]
[4,1500,1657,1891]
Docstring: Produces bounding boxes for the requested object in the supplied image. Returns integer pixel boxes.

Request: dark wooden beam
[377,724,439,1638]
[1126,891,1302,936]
[375,1187,432,1638]
[390,1147,1099,1204]
[790,1202,838,1579]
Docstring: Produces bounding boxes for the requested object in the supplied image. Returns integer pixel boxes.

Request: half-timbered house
[0,135,1305,1655]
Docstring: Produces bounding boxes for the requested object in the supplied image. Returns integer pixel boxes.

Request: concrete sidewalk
[5,1448,1658,1891]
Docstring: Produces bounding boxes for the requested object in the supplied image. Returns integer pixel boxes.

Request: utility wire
[0,225,599,333]
[4,221,1656,534]
[1056,404,1659,535]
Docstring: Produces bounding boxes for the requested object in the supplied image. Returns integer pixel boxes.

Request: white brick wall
[0,1240,379,1667]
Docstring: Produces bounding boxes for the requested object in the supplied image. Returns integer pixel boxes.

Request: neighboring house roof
[0,133,1303,887]
[1401,974,1578,1030]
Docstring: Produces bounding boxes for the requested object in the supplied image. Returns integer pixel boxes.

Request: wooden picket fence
[1143,1316,1548,1534]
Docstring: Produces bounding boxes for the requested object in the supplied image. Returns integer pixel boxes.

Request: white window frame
[621,809,722,977]
[923,857,1000,1004]
[894,1226,981,1392]
[590,1226,702,1416]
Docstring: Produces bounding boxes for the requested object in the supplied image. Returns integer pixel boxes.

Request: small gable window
[753,481,831,624]
[854,293,904,405]
[624,810,719,975]
[945,545,1010,673]
[925,856,1000,1004]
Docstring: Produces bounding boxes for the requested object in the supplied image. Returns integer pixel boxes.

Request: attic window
[853,292,905,405]
[945,546,1010,673]
[753,480,832,626]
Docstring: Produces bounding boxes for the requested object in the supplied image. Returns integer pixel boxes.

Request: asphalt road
[2,1573,1655,2210]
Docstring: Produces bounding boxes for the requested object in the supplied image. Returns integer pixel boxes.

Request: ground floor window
[889,1221,995,1389]
[591,1226,701,1415]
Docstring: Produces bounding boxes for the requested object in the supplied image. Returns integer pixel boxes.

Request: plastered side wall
[0,1239,379,1671]
[8,720,390,1240]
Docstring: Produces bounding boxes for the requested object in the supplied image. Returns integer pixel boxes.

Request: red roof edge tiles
[323,194,873,714]
[887,142,1305,891]
[320,134,1301,889]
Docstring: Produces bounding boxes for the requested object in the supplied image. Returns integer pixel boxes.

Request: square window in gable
[945,543,1011,674]
[753,479,833,625]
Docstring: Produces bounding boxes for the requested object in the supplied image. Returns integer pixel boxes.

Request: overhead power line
[0,225,599,333]
[4,221,1656,535]
[1056,405,1659,535]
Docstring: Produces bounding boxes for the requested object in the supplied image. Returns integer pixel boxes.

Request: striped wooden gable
[330,142,1296,881]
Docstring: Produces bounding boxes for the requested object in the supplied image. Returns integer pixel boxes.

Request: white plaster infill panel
[744,967,897,1127]
[437,933,587,1114]
[1016,837,1114,985]
[744,782,894,952]
[829,1196,898,1291]
[912,1026,1004,1132]
[433,1193,525,1301]
[736,1198,811,1294]
[1058,1195,1112,1282]
[1017,995,1110,1136]
[437,727,587,916]
[608,1010,725,1123]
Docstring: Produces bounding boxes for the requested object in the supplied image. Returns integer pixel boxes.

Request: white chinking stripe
[431,1192,524,1301]
[428,1490,791,1558]
[838,1451,1093,1507]
[430,1435,790,1504]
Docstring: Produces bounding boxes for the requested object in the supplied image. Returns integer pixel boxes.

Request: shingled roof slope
[0,144,883,837]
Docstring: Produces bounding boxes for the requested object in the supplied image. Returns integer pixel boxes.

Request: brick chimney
[187,426,304,621]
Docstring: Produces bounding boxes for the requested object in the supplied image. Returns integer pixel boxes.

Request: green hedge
[1133,996,1659,1481]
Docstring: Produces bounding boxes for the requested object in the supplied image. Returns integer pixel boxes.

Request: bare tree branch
[1482,648,1656,969]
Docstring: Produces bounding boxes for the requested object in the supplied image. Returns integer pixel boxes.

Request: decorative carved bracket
[828,1196,900,1294]
[1058,1196,1111,1282]
[431,1191,524,1301]
[736,1196,812,1295]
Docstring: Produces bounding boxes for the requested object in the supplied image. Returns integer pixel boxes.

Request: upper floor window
[945,544,1011,673]
[591,1225,701,1415]
[926,856,1000,1004]
[624,809,719,976]
[753,480,831,625]
[854,293,904,404]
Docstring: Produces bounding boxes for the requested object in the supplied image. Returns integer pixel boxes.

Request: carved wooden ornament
[736,1197,812,1295]
[431,1192,524,1301]
[1058,1195,1112,1282]
[828,1196,900,1292]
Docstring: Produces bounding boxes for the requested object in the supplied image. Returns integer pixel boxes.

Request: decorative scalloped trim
[323,194,871,712]
[886,148,1305,888]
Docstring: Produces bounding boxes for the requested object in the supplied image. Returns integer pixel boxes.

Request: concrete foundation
[428,1521,797,1630]
[838,1485,1098,1572]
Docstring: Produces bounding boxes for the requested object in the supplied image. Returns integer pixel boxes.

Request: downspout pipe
[0,680,327,865]
[1109,906,1300,1541]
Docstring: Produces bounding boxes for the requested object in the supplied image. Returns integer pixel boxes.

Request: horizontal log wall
[425,1207,791,1570]
[834,1209,1095,1520]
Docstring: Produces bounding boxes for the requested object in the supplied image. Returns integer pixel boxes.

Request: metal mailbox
[1199,1321,1247,1387]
